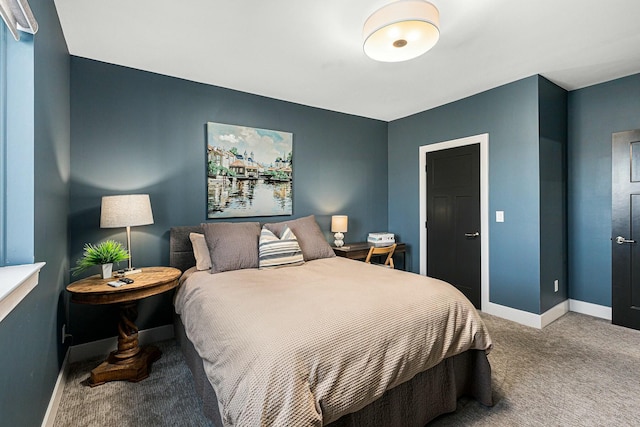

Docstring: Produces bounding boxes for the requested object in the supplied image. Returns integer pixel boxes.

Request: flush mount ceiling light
[363,0,440,62]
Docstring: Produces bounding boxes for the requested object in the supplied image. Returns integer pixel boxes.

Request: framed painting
[206,122,293,219]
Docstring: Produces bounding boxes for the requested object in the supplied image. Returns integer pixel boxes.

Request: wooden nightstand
[66,266,181,386]
[333,242,407,270]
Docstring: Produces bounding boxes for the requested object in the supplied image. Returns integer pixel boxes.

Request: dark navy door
[426,143,481,308]
[612,129,640,330]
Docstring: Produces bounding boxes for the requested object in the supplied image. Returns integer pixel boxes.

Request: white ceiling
[54,0,640,122]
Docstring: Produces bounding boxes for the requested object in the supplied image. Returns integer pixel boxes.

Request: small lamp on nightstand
[100,194,154,275]
[331,215,348,247]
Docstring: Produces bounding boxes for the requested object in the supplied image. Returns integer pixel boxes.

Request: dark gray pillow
[201,222,261,273]
[264,215,335,261]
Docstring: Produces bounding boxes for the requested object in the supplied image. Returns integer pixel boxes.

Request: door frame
[419,133,489,309]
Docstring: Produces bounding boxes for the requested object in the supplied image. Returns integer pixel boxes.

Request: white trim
[41,324,175,426]
[68,323,174,363]
[0,262,45,323]
[482,302,542,328]
[483,299,569,329]
[41,348,69,427]
[541,299,570,328]
[569,299,612,320]
[419,134,489,309]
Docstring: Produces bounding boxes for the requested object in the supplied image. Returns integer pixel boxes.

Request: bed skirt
[174,314,492,426]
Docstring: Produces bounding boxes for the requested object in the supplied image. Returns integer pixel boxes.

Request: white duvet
[174,256,492,426]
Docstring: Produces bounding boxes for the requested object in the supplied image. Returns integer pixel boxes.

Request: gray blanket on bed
[174,257,492,427]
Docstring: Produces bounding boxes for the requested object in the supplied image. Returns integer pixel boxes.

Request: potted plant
[72,240,130,279]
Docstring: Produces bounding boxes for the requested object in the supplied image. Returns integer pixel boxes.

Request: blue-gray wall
[568,73,640,306]
[0,0,70,425]
[539,76,568,312]
[69,58,388,343]
[389,76,542,313]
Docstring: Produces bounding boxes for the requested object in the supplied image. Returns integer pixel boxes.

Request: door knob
[615,236,635,244]
[465,232,480,238]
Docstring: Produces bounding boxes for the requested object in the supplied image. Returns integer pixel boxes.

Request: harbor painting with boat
[206,122,293,218]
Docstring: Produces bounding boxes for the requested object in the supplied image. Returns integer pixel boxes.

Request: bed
[170,216,493,426]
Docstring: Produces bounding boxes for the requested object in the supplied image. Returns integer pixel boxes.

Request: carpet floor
[53,312,640,426]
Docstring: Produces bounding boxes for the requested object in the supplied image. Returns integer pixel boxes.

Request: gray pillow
[201,222,261,273]
[264,215,335,261]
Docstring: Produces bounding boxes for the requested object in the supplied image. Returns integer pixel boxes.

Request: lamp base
[334,232,345,247]
[123,268,143,276]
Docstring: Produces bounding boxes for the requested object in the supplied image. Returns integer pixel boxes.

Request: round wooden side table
[66,266,181,386]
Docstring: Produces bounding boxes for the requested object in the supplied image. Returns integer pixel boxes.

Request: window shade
[0,0,38,41]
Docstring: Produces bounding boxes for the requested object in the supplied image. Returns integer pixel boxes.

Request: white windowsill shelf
[0,262,46,323]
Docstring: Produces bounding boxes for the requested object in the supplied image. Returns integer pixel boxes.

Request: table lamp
[331,215,348,247]
[100,194,154,275]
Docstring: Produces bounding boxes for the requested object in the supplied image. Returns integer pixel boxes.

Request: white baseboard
[569,299,612,320]
[41,324,175,427]
[483,300,569,329]
[41,348,69,427]
[484,298,611,328]
[483,302,543,328]
[541,300,570,328]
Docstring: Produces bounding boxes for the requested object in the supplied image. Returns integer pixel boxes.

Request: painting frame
[206,122,293,219]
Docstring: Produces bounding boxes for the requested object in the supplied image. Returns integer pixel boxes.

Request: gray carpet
[53,340,213,427]
[432,312,640,426]
[54,312,640,426]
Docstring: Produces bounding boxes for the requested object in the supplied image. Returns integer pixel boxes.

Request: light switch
[496,211,504,222]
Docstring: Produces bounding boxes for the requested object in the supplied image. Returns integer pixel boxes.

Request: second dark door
[426,144,481,308]
[612,129,640,330]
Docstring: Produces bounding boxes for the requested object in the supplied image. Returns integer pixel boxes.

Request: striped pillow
[259,225,305,269]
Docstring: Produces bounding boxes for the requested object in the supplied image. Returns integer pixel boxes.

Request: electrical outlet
[61,324,72,344]
[554,280,559,293]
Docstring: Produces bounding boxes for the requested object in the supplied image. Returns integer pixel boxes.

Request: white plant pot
[101,263,113,279]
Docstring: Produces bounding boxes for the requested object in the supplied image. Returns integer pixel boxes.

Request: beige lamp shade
[363,0,440,62]
[100,194,153,273]
[100,194,154,228]
[331,215,348,233]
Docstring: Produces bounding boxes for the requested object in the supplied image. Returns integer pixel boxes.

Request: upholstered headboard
[170,225,203,273]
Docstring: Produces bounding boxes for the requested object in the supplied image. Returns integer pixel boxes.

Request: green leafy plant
[72,240,130,276]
